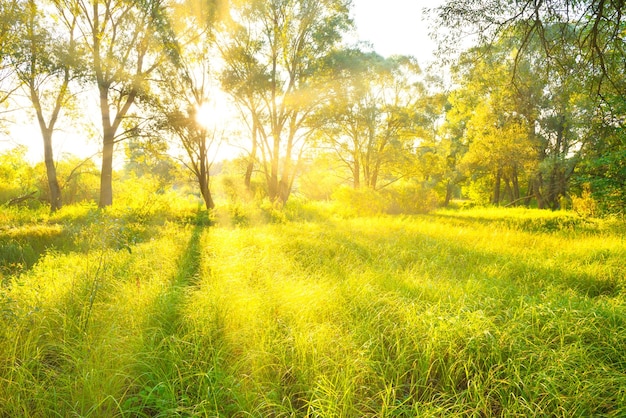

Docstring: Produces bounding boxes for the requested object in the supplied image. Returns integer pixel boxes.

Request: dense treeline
[0,0,623,215]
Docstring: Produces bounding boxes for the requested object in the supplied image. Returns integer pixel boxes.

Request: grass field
[1,203,625,417]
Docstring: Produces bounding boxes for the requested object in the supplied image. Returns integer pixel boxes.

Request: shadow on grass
[124,217,242,416]
[145,221,204,338]
[0,225,75,282]
[283,217,622,301]
[0,207,213,282]
[428,212,603,234]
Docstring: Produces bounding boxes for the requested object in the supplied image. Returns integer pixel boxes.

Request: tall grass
[1,205,624,416]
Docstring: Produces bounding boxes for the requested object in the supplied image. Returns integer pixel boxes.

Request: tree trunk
[444,181,453,206]
[199,176,215,210]
[32,94,63,212]
[268,134,280,201]
[504,177,513,204]
[512,167,520,203]
[99,129,114,208]
[244,119,258,190]
[278,130,295,205]
[353,157,361,189]
[43,131,62,211]
[29,79,65,212]
[492,169,502,205]
[524,179,534,206]
[533,175,545,209]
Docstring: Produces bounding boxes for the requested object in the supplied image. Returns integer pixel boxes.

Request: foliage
[432,0,626,213]
[313,50,431,191]
[431,0,626,98]
[124,138,184,189]
[571,183,599,218]
[0,145,37,204]
[220,0,353,205]
[296,151,348,200]
[575,124,626,216]
[381,180,440,214]
[34,155,100,205]
[331,185,388,216]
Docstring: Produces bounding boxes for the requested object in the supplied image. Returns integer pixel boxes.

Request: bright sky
[351,0,442,65]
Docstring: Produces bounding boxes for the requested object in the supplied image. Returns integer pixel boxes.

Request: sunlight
[195,101,215,130]
[193,99,245,162]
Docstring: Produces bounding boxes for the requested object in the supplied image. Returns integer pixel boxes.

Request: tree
[0,0,21,126]
[431,0,626,92]
[219,19,270,191]
[314,50,428,190]
[220,0,352,205]
[147,0,227,211]
[440,26,599,208]
[74,0,177,207]
[441,43,538,206]
[9,0,82,212]
[432,0,625,212]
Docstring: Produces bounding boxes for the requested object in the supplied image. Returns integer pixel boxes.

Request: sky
[351,0,442,65]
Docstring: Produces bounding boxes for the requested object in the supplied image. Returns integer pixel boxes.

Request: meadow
[0,201,625,417]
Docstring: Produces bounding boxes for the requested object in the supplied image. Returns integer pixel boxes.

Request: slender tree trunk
[364,125,375,187]
[98,88,115,208]
[533,175,545,209]
[196,139,215,210]
[245,118,258,190]
[198,172,215,210]
[545,161,568,210]
[32,95,63,212]
[444,181,453,206]
[524,179,533,206]
[370,166,379,189]
[99,131,114,208]
[512,167,520,203]
[268,133,281,201]
[277,124,297,205]
[43,131,62,211]
[353,157,361,189]
[371,137,388,190]
[493,169,502,205]
[504,177,513,203]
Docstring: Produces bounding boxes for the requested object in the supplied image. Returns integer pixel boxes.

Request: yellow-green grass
[1,206,625,416]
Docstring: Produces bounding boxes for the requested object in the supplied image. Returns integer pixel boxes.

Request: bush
[331,186,387,216]
[381,182,440,214]
[571,183,598,218]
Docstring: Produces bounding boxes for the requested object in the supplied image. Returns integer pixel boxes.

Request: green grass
[0,205,625,416]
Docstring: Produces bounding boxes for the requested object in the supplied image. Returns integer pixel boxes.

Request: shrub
[381,181,440,214]
[331,186,387,216]
[571,183,598,218]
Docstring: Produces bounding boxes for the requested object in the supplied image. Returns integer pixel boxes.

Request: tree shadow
[123,218,242,416]
[281,217,621,301]
[427,212,601,234]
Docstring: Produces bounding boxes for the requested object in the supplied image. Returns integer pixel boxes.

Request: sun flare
[193,99,244,161]
[195,102,214,130]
